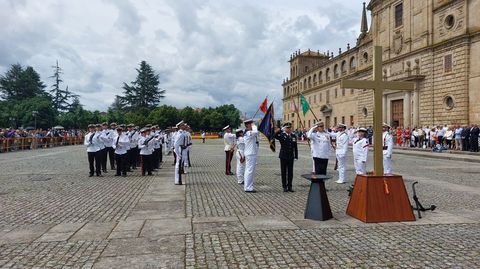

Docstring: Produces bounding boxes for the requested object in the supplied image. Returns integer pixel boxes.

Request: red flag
[259,97,268,113]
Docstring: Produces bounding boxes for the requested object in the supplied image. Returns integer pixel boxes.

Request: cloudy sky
[1,0,367,116]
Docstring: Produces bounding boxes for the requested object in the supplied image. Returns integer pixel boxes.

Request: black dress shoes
[245,190,257,193]
[288,189,295,192]
[283,188,288,192]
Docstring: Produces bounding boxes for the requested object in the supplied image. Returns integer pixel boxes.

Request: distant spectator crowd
[0,128,85,152]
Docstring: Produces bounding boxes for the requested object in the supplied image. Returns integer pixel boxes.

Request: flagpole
[251,95,268,120]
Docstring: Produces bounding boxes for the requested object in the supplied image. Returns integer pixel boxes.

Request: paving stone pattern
[0,140,479,268]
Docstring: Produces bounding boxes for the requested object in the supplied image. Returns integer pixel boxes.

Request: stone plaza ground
[0,139,479,268]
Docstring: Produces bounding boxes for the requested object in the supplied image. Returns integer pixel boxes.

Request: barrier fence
[0,137,84,153]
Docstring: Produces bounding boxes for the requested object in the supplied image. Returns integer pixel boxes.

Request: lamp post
[9,117,15,128]
[32,111,39,129]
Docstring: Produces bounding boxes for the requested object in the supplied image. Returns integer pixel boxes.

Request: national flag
[300,94,310,116]
[290,97,298,113]
[258,102,276,152]
[259,97,268,113]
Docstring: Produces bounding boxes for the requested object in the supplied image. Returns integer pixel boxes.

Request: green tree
[0,64,47,100]
[50,61,78,112]
[147,105,179,128]
[0,97,56,129]
[204,111,224,131]
[120,61,165,111]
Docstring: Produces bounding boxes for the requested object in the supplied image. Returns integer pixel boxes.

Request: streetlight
[32,111,39,129]
[9,117,15,128]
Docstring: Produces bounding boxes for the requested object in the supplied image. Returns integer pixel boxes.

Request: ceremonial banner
[259,97,268,113]
[290,97,298,113]
[258,103,275,152]
[300,94,310,116]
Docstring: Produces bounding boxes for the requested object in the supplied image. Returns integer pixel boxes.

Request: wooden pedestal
[346,174,415,223]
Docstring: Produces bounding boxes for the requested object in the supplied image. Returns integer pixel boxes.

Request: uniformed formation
[222,120,395,193]
[83,119,394,191]
[83,121,193,182]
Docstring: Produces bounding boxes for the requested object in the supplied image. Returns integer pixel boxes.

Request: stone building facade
[282,0,480,130]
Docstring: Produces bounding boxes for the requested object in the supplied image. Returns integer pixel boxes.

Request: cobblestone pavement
[0,139,479,268]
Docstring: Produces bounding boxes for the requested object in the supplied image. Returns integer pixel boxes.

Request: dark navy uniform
[274,126,298,192]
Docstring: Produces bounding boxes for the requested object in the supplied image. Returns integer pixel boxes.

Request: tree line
[0,60,241,131]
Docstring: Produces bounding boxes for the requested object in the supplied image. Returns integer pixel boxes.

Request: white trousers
[236,152,245,183]
[244,155,257,191]
[354,159,366,175]
[383,155,392,175]
[183,148,189,167]
[174,149,182,184]
[336,154,347,182]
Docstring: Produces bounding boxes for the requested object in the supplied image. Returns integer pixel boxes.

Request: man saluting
[243,119,259,193]
[274,122,298,192]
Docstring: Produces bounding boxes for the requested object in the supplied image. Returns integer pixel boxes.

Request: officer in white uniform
[243,119,259,193]
[171,127,178,165]
[352,127,369,175]
[335,124,349,183]
[183,124,192,173]
[383,123,394,175]
[307,122,332,175]
[113,126,130,177]
[235,129,245,184]
[174,121,187,185]
[138,127,155,176]
[223,125,236,175]
[84,124,101,177]
[126,124,140,171]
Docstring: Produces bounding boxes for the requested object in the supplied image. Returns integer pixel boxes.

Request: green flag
[300,94,310,116]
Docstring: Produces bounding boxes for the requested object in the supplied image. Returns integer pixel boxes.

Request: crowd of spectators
[0,128,84,152]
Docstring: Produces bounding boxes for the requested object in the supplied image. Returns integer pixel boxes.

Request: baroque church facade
[281,0,480,129]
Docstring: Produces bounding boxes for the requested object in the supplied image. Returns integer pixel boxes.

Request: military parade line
[81,109,400,194]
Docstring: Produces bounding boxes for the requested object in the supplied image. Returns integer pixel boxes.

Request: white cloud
[0,0,365,115]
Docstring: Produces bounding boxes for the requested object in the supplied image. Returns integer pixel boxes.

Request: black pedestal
[302,174,333,221]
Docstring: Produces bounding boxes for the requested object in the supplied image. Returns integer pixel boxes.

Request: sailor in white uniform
[84,124,102,177]
[382,123,394,175]
[223,125,236,175]
[243,119,259,193]
[235,129,245,184]
[174,121,187,185]
[306,122,331,175]
[335,124,349,184]
[352,127,369,175]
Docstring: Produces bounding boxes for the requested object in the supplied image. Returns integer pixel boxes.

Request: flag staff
[251,95,268,120]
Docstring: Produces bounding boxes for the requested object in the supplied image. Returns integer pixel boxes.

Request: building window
[308,120,311,128]
[304,79,307,89]
[351,89,354,94]
[326,68,330,81]
[363,52,369,63]
[362,107,368,117]
[319,71,323,83]
[314,95,317,103]
[326,90,330,103]
[334,64,339,78]
[341,60,347,75]
[350,57,356,69]
[320,93,322,102]
[335,88,338,98]
[395,3,403,28]
[341,116,345,124]
[444,54,453,73]
[342,88,345,96]
[308,96,311,104]
[444,96,455,110]
[350,115,354,126]
[444,15,455,30]
[334,117,337,126]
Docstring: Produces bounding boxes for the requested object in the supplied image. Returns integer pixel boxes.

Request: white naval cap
[175,120,184,128]
[222,125,230,131]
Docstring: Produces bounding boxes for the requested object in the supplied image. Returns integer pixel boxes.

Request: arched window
[313,74,317,85]
[303,79,307,89]
[334,64,339,78]
[363,52,369,63]
[319,71,323,83]
[350,57,357,70]
[341,60,347,74]
[326,68,330,81]
[308,76,312,88]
